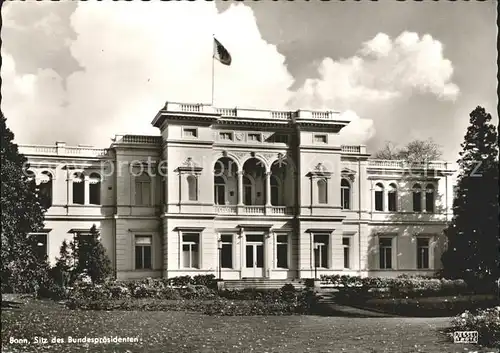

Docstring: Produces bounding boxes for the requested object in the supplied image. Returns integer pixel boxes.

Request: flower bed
[320,274,471,298]
[451,307,500,348]
[65,279,317,316]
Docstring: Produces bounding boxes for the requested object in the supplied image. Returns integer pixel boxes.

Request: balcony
[368,160,455,172]
[19,143,110,158]
[158,101,346,122]
[214,205,295,216]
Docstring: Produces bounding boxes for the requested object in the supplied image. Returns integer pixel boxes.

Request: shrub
[167,276,191,287]
[192,274,217,289]
[320,275,471,298]
[451,307,500,348]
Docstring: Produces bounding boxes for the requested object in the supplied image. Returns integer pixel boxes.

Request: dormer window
[314,134,327,144]
[183,128,198,138]
[248,133,261,142]
[220,132,233,141]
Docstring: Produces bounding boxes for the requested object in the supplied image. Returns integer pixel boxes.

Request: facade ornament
[307,162,332,178]
[235,132,243,141]
[314,163,327,173]
[177,157,203,174]
[341,168,356,182]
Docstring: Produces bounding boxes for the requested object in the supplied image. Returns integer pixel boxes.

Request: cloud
[2,2,458,149]
[290,31,459,111]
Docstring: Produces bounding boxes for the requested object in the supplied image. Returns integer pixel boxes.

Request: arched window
[270,175,280,206]
[388,183,397,212]
[243,176,253,205]
[187,175,198,201]
[38,171,53,208]
[374,183,384,211]
[25,169,36,182]
[89,173,101,205]
[135,174,151,206]
[214,176,226,205]
[317,179,327,204]
[425,184,435,212]
[72,172,85,205]
[412,183,422,212]
[341,179,351,210]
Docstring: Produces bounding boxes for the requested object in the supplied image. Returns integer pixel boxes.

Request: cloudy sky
[1,0,497,160]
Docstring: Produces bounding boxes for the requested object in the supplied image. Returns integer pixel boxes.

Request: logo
[453,331,478,344]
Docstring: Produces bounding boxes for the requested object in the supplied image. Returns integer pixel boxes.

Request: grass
[342,294,499,317]
[1,298,496,353]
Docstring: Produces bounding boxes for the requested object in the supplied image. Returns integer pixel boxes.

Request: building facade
[20,102,456,281]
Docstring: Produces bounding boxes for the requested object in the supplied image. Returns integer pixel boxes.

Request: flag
[213,38,232,66]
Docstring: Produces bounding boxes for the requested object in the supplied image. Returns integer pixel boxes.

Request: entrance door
[243,234,264,278]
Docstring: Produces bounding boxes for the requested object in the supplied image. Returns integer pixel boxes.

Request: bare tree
[373,139,443,162]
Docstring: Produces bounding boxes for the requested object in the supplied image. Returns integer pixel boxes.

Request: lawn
[1,298,495,353]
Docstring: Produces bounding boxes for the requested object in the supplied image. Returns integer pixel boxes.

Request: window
[182,233,199,268]
[135,236,152,270]
[341,179,351,210]
[417,238,430,269]
[343,237,351,269]
[248,133,261,142]
[33,233,48,260]
[220,234,233,268]
[412,184,422,212]
[72,173,85,205]
[317,179,327,204]
[214,176,226,205]
[270,175,280,206]
[314,234,329,268]
[135,174,151,205]
[388,183,397,212]
[379,237,392,269]
[183,128,198,138]
[270,134,288,144]
[314,134,327,144]
[425,184,435,212]
[276,234,288,268]
[243,176,253,205]
[187,175,198,201]
[89,173,101,205]
[219,132,233,141]
[38,171,53,208]
[374,183,384,211]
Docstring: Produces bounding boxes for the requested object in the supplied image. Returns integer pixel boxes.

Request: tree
[73,225,112,284]
[51,241,74,288]
[441,106,499,287]
[373,139,443,163]
[1,113,48,293]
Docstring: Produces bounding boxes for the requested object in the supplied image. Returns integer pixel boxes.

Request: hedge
[320,274,470,298]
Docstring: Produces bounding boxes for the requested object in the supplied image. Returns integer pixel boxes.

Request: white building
[20,102,456,282]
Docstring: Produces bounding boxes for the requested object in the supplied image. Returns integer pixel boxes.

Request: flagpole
[211,34,215,106]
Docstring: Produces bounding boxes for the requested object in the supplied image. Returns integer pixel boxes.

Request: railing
[268,206,294,215]
[271,111,293,119]
[368,160,451,170]
[65,147,109,157]
[162,101,342,121]
[19,144,109,157]
[241,206,265,215]
[216,108,237,117]
[341,145,361,153]
[18,145,58,155]
[116,135,162,144]
[215,205,294,216]
[311,111,332,119]
[214,205,237,215]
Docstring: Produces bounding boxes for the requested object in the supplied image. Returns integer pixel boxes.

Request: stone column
[239,227,245,279]
[265,171,272,206]
[84,175,90,205]
[237,171,243,205]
